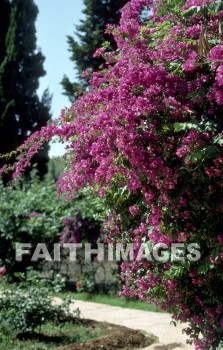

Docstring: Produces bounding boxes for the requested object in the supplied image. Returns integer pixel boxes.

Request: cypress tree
[61,0,129,102]
[0,0,10,64]
[0,0,51,178]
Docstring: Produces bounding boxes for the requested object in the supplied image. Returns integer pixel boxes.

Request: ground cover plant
[1,0,223,349]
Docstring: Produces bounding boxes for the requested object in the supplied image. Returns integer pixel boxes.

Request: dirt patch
[54,319,158,350]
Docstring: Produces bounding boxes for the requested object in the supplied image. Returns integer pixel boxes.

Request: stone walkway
[54,298,194,350]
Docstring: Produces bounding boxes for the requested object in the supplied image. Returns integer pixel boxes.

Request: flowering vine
[1,0,223,348]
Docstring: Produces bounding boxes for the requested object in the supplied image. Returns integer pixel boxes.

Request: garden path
[54,297,194,350]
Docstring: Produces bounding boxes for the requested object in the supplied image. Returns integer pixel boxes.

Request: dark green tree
[0,0,51,178]
[0,0,10,64]
[61,0,129,102]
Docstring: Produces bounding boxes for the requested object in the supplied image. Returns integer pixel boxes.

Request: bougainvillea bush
[1,0,223,348]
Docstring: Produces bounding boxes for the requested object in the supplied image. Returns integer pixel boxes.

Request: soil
[53,318,158,350]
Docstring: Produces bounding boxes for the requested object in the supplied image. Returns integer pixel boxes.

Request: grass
[0,320,106,350]
[0,278,161,312]
[58,291,162,312]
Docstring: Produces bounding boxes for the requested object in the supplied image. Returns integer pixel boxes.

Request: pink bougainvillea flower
[0,267,6,276]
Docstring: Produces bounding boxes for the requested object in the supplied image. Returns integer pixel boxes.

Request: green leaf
[208,0,223,15]
[164,265,185,279]
[174,121,201,132]
[187,87,206,99]
[213,136,223,146]
[182,6,198,17]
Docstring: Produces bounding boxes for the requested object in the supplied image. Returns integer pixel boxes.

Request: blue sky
[35,0,84,157]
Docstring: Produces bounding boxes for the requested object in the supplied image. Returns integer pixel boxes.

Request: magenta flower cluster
[60,214,101,246]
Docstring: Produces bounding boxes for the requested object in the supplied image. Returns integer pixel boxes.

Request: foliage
[0,0,51,178]
[0,270,80,335]
[2,0,223,349]
[0,0,10,64]
[76,273,96,294]
[60,214,104,294]
[47,156,66,181]
[61,0,129,102]
[0,172,65,279]
[0,171,103,280]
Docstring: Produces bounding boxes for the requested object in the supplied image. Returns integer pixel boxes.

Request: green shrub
[76,273,96,294]
[0,271,80,335]
[0,170,103,281]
